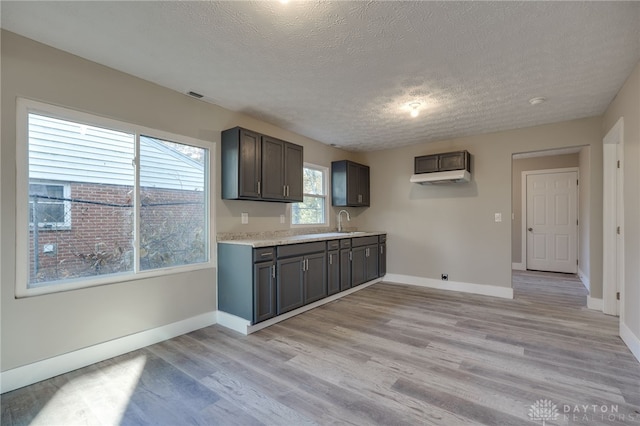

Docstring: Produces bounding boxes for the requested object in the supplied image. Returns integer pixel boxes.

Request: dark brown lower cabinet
[327,250,340,296]
[351,235,379,287]
[277,256,305,314]
[218,235,386,325]
[276,242,327,315]
[254,261,276,323]
[378,242,387,277]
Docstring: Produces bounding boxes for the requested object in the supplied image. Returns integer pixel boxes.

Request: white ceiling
[2,1,639,151]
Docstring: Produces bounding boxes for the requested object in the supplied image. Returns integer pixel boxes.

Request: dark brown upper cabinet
[222,127,303,202]
[331,160,370,207]
[414,150,470,174]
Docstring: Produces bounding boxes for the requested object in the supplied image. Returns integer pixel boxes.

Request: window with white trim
[292,164,328,226]
[17,100,212,296]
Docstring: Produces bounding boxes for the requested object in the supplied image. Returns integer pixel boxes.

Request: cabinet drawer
[277,241,326,258]
[253,247,275,262]
[340,238,352,248]
[327,240,340,250]
[379,234,387,243]
[352,236,379,247]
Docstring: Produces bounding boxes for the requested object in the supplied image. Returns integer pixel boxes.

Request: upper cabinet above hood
[411,150,471,185]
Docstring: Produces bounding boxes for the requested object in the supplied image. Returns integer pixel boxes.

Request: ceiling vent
[410,150,471,184]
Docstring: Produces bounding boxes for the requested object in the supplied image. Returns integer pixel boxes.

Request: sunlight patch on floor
[30,354,147,426]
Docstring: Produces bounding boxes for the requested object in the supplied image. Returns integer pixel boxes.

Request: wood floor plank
[2,270,639,425]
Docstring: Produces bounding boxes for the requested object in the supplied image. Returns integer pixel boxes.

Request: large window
[292,164,328,226]
[17,100,212,297]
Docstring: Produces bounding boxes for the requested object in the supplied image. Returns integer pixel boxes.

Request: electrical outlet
[494,213,502,222]
[280,214,285,224]
[241,212,248,224]
[441,273,448,281]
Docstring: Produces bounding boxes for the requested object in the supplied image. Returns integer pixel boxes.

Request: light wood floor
[3,272,640,425]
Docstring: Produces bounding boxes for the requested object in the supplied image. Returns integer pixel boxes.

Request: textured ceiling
[2,1,639,151]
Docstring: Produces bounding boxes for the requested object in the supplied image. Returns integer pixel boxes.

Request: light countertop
[217,231,386,248]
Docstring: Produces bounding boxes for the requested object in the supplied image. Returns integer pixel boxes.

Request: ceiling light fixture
[280,0,289,4]
[528,97,546,105]
[409,102,421,118]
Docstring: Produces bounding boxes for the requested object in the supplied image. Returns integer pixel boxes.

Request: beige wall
[0,31,353,371]
[603,61,640,342]
[511,154,579,265]
[357,118,603,292]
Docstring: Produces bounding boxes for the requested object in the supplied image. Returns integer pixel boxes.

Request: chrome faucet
[337,209,351,232]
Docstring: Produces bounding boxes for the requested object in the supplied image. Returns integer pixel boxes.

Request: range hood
[410,169,471,184]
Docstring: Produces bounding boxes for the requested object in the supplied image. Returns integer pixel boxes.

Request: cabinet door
[239,129,262,198]
[327,250,340,295]
[359,165,370,206]
[277,256,305,314]
[414,154,439,174]
[305,252,327,304]
[254,261,276,323]
[378,243,386,277]
[339,249,352,291]
[439,151,467,171]
[351,246,367,286]
[262,136,285,200]
[346,162,360,206]
[284,143,303,202]
[365,244,379,281]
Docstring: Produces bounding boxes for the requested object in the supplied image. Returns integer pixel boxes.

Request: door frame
[602,117,624,317]
[521,167,579,272]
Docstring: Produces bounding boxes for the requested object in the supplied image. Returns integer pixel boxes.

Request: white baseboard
[385,274,513,299]
[620,322,640,364]
[578,267,590,291]
[216,311,251,335]
[587,296,603,311]
[0,311,217,394]
[218,279,382,336]
[512,262,525,271]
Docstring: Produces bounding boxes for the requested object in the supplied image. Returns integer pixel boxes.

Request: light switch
[241,212,249,224]
[494,213,502,222]
[280,214,285,224]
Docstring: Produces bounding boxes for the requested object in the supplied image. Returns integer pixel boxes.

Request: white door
[526,171,578,273]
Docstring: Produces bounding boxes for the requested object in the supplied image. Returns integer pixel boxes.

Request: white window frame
[29,181,72,230]
[291,163,329,227]
[16,98,215,298]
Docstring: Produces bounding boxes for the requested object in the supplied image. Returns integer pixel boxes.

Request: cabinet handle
[349,251,352,261]
[283,185,287,197]
[271,264,276,278]
[329,255,333,265]
[286,185,290,197]
[305,258,309,270]
[261,252,272,257]
[381,246,384,254]
[302,261,305,272]
[257,181,261,195]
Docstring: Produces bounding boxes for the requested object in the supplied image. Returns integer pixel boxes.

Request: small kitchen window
[292,164,328,226]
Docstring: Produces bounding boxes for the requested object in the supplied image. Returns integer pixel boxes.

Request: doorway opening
[511,147,590,307]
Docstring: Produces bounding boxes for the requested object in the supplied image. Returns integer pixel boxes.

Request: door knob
[528,227,533,232]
